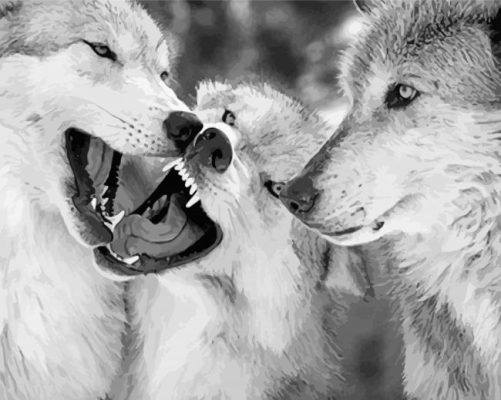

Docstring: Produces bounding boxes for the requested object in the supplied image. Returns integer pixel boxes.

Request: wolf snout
[280,175,319,215]
[193,127,233,173]
[164,111,203,151]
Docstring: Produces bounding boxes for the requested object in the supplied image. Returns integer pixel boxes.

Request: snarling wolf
[0,0,221,398]
[280,0,501,399]
[119,81,372,400]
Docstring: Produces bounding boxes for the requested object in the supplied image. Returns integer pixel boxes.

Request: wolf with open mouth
[120,81,373,400]
[0,0,219,399]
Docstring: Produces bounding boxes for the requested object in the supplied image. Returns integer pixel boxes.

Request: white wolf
[0,0,213,399]
[118,81,373,400]
[280,0,501,399]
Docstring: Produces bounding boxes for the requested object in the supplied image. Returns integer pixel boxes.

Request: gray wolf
[280,0,501,399]
[119,81,372,400]
[0,0,217,398]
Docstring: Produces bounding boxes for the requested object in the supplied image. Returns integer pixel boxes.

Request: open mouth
[65,128,223,277]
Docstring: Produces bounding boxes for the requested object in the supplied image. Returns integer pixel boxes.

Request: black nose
[280,175,318,214]
[194,127,233,173]
[164,111,203,151]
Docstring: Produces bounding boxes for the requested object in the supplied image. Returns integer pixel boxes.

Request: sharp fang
[180,168,190,181]
[174,160,185,171]
[122,255,140,265]
[90,198,97,210]
[105,210,125,231]
[185,177,194,188]
[186,193,200,209]
[163,158,182,172]
[189,184,197,195]
[107,244,139,265]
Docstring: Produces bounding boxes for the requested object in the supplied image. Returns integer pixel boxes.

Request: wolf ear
[353,0,375,15]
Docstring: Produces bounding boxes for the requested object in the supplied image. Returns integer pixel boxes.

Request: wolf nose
[164,111,203,151]
[280,175,318,214]
[194,127,233,173]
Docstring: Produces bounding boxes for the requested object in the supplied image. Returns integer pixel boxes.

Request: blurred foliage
[139,1,404,399]
[140,0,358,109]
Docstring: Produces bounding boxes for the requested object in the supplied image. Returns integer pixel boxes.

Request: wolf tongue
[110,194,204,258]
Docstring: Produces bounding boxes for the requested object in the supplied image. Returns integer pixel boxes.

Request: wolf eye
[84,41,117,62]
[222,110,236,126]
[386,84,419,109]
[264,180,285,199]
[160,71,169,82]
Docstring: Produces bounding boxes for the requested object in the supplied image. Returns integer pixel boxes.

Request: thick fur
[121,82,371,400]
[282,1,501,399]
[0,0,189,398]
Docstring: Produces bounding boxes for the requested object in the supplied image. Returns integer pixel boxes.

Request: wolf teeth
[186,193,200,209]
[163,158,183,172]
[103,210,125,231]
[174,160,185,171]
[179,168,190,181]
[107,244,139,265]
[170,161,201,208]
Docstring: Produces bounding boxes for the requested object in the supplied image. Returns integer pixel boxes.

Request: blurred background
[139,1,405,399]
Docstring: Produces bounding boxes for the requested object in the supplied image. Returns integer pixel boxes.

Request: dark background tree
[139,1,404,399]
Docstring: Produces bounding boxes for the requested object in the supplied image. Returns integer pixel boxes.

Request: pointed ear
[325,245,375,300]
[353,0,375,15]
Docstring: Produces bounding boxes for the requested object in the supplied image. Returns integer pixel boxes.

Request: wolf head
[146,81,331,279]
[188,82,330,261]
[0,0,216,279]
[152,81,371,298]
[281,0,501,248]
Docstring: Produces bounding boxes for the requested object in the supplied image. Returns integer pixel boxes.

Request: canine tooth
[90,198,97,210]
[107,245,123,260]
[174,160,185,171]
[189,184,198,195]
[122,255,140,265]
[162,158,182,172]
[106,245,138,265]
[180,168,190,181]
[186,193,200,209]
[105,210,125,230]
[185,177,194,188]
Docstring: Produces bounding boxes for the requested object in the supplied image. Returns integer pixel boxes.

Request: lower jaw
[93,221,223,277]
[65,128,223,277]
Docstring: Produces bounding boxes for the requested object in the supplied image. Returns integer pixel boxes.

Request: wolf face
[0,0,219,279]
[281,0,501,247]
[160,81,333,278]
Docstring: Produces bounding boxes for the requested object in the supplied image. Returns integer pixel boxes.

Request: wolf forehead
[0,0,173,65]
[342,0,500,103]
[195,81,333,179]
